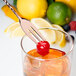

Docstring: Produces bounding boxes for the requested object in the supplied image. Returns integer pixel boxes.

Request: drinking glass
[21,28,74,76]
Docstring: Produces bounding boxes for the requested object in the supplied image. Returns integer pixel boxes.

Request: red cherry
[37,41,50,56]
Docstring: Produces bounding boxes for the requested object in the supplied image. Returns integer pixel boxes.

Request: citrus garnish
[52,24,66,47]
[11,26,25,37]
[4,22,25,37]
[4,22,20,33]
[31,18,56,44]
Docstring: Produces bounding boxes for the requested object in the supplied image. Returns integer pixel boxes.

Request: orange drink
[24,49,70,76]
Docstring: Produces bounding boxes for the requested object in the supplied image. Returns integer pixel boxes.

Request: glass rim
[20,27,74,61]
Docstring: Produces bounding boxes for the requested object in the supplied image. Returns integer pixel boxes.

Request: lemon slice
[11,26,25,37]
[31,18,56,44]
[4,22,25,37]
[4,22,20,33]
[52,24,66,47]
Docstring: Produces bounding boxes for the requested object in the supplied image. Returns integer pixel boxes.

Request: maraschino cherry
[37,41,50,56]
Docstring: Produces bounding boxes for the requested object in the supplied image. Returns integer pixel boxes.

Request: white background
[0,0,76,76]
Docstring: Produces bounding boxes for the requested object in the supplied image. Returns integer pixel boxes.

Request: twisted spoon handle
[3,0,21,20]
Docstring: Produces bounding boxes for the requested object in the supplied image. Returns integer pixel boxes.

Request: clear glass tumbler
[21,28,74,76]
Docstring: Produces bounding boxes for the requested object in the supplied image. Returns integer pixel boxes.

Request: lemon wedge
[11,26,25,37]
[4,22,25,37]
[31,18,56,44]
[52,24,66,47]
[4,22,20,33]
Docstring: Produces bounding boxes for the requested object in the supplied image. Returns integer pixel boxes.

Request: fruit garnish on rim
[31,18,66,47]
[52,24,66,48]
[31,18,56,44]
